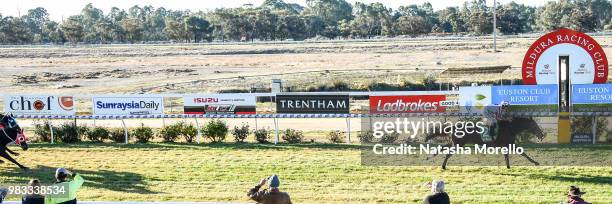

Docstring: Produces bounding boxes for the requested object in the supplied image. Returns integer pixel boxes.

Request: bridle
[0,114,26,145]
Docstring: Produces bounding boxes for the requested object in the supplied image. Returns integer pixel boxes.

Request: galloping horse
[425,117,545,169]
[0,113,29,170]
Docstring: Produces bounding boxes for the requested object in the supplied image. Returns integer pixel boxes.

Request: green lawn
[1,142,610,203]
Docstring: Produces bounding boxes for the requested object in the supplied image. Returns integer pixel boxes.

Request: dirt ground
[1,36,609,95]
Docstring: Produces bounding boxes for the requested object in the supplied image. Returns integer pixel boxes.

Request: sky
[0,0,551,22]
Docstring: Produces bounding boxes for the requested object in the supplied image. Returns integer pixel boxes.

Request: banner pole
[592,115,597,144]
[346,117,351,144]
[48,122,54,144]
[274,118,279,144]
[122,119,128,144]
[195,117,201,144]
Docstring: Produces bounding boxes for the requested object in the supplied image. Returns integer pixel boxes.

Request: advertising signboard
[491,84,558,105]
[184,95,256,114]
[93,97,164,115]
[522,28,608,84]
[369,95,446,113]
[571,84,612,112]
[459,86,491,113]
[276,94,349,113]
[4,95,75,115]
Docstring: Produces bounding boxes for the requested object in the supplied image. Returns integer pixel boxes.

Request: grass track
[0,143,610,203]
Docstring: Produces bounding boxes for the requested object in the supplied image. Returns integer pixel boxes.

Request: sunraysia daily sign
[4,95,75,115]
[522,28,608,84]
[184,95,256,114]
[276,94,349,113]
[93,97,164,115]
[369,95,446,113]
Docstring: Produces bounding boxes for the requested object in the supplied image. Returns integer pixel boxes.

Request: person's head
[29,179,41,187]
[431,180,444,194]
[568,186,586,197]
[500,101,510,110]
[55,168,69,182]
[268,174,280,190]
[0,187,7,198]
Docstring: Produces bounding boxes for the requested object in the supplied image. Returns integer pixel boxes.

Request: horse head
[0,113,29,150]
[512,117,546,142]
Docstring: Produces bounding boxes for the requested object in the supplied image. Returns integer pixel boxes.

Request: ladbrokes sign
[276,94,349,113]
[4,95,75,115]
[369,95,446,114]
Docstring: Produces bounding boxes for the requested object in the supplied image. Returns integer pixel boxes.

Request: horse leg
[504,154,510,169]
[0,148,26,170]
[5,147,19,156]
[520,153,539,166]
[442,154,453,170]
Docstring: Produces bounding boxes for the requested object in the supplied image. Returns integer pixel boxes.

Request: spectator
[22,179,44,204]
[247,174,292,204]
[0,187,8,203]
[423,180,450,204]
[45,168,84,204]
[567,186,590,204]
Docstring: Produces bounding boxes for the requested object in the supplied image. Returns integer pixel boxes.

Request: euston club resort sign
[276,94,349,113]
[522,28,608,85]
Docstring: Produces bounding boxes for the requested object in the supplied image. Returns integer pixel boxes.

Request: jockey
[481,101,510,142]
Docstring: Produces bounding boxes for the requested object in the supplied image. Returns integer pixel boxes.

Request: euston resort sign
[522,28,608,84]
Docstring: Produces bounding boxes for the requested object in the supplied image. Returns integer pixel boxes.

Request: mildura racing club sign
[93,97,164,115]
[184,95,256,114]
[4,95,75,115]
[369,95,446,113]
[276,94,349,113]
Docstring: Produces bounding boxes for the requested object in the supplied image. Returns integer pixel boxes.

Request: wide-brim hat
[568,186,586,196]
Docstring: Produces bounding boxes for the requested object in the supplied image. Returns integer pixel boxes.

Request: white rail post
[274,118,279,144]
[195,117,201,144]
[121,119,128,144]
[48,122,54,144]
[592,115,597,144]
[255,118,258,130]
[346,117,351,144]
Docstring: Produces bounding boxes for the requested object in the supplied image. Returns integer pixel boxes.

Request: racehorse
[425,117,544,169]
[0,113,29,170]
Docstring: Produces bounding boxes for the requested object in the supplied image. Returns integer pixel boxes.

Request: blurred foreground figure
[0,187,7,203]
[567,186,590,204]
[45,168,84,204]
[247,174,292,204]
[22,179,44,204]
[423,180,450,204]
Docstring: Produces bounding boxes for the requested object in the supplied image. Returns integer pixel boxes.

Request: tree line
[0,0,610,44]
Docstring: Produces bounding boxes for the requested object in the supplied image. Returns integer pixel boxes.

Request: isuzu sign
[93,97,164,115]
[522,28,608,84]
[276,94,349,113]
[369,95,446,114]
[4,95,75,115]
[184,95,256,114]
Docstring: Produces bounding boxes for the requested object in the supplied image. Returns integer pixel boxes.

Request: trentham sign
[276,94,349,113]
[93,97,164,115]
